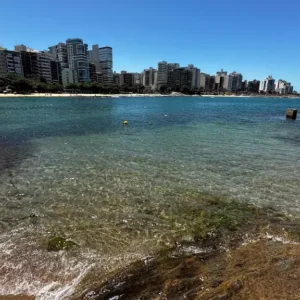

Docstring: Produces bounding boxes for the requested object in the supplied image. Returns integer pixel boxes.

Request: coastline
[0,93,168,98]
[0,93,299,98]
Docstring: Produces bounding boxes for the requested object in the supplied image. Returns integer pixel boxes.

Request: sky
[0,0,299,90]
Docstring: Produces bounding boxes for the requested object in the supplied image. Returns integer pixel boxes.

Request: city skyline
[0,39,295,94]
[0,0,299,90]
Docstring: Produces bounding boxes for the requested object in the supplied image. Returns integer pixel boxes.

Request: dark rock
[47,236,78,252]
[211,280,224,288]
[235,263,244,268]
[231,279,244,292]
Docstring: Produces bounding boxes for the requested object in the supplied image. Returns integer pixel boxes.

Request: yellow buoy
[123,120,128,125]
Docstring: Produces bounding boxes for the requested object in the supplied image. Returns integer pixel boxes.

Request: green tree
[166,87,172,94]
[13,78,34,93]
[90,83,100,93]
[159,85,168,94]
[181,85,191,95]
[36,82,49,92]
[48,83,63,92]
[66,83,79,91]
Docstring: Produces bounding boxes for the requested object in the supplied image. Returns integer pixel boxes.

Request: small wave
[36,264,94,300]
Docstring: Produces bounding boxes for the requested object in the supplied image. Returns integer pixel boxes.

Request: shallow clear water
[0,96,300,297]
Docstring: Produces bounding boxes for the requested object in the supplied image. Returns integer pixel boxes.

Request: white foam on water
[36,263,94,300]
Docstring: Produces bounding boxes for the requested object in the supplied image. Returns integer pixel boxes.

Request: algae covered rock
[47,236,78,252]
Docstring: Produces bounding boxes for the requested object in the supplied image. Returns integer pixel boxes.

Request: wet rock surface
[47,236,78,252]
[71,236,300,300]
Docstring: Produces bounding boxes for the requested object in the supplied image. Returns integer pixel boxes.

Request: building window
[77,45,85,55]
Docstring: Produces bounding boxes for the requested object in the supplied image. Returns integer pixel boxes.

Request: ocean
[0,96,300,298]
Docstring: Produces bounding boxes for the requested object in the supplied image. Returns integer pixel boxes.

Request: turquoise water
[0,96,300,297]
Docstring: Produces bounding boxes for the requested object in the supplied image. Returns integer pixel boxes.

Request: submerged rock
[47,236,78,252]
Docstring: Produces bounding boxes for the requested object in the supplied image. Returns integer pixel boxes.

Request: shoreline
[0,93,299,98]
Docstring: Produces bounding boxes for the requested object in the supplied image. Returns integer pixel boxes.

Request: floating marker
[123,120,128,125]
[286,109,297,120]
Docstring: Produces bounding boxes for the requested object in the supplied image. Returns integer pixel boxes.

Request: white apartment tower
[142,67,158,91]
[259,75,275,92]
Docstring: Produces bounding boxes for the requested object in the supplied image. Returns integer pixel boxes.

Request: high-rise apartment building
[228,72,243,92]
[0,50,6,76]
[142,68,157,91]
[157,61,180,90]
[200,73,215,92]
[14,44,27,52]
[20,51,39,79]
[48,43,68,69]
[61,69,75,86]
[66,38,89,83]
[120,71,134,87]
[89,63,97,82]
[259,76,275,93]
[88,44,101,72]
[157,61,168,89]
[167,67,193,90]
[50,60,62,84]
[275,80,293,94]
[133,73,142,85]
[99,47,113,84]
[215,69,227,91]
[0,49,23,77]
[185,65,201,89]
[247,80,260,93]
[37,52,52,82]
[113,72,120,86]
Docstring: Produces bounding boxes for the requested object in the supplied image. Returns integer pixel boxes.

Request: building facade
[37,52,52,82]
[185,65,200,90]
[259,76,275,93]
[157,61,168,89]
[14,44,27,52]
[20,51,39,79]
[61,68,75,86]
[0,49,23,77]
[142,68,157,91]
[50,60,62,84]
[215,69,227,91]
[89,63,97,82]
[247,80,260,93]
[49,43,68,69]
[88,44,101,72]
[167,67,193,90]
[157,61,180,89]
[113,72,120,86]
[228,72,243,92]
[275,80,293,94]
[66,38,89,83]
[120,71,134,87]
[99,47,113,84]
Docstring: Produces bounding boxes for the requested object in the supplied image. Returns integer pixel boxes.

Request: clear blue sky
[0,0,299,89]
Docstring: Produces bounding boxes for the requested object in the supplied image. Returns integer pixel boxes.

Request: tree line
[0,74,199,95]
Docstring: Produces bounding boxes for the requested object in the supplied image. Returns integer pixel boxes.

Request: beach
[0,92,298,99]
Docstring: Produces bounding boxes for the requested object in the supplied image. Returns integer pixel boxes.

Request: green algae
[47,236,78,252]
[156,189,262,243]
